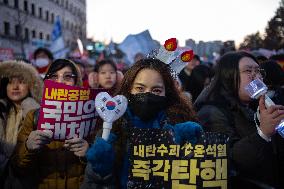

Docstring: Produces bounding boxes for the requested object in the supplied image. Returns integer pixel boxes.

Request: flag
[50,16,69,59]
[118,30,159,65]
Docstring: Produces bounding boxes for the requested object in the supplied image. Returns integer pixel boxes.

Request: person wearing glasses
[194,51,284,188]
[11,59,92,189]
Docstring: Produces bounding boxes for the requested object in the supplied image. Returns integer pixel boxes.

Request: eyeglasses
[46,73,77,82]
[240,68,266,78]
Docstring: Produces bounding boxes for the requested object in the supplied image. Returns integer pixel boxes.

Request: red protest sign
[37,80,105,140]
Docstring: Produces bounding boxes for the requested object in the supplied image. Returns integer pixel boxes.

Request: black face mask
[128,92,168,122]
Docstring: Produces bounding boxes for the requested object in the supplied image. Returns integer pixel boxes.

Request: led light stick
[95,92,128,140]
[245,78,284,137]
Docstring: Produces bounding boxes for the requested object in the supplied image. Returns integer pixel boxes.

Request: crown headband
[152,38,194,75]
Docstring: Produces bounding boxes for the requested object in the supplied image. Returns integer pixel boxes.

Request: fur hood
[0,60,43,103]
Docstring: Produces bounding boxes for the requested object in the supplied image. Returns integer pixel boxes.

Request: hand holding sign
[64,137,89,157]
[95,92,128,140]
[26,130,53,151]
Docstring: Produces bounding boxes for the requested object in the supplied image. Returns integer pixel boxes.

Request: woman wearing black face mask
[81,58,203,189]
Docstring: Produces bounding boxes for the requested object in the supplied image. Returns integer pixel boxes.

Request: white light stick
[95,92,128,141]
[245,78,284,137]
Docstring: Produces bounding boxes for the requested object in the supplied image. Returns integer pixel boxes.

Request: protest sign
[128,128,229,189]
[37,80,105,140]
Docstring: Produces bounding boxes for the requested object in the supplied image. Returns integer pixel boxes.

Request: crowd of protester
[0,46,283,189]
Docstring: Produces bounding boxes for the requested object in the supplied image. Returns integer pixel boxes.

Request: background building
[185,38,223,63]
[0,0,86,59]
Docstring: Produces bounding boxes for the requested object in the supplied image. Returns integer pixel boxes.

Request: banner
[128,128,229,189]
[118,30,158,65]
[37,80,105,140]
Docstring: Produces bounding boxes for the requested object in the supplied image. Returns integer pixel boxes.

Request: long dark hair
[0,78,14,117]
[186,64,213,102]
[206,51,258,102]
[117,58,197,123]
[261,60,284,88]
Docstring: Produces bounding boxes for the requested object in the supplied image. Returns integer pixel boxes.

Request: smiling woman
[0,60,42,188]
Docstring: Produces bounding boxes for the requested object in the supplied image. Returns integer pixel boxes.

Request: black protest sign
[127,128,229,189]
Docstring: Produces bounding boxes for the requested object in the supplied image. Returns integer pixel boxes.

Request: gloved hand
[26,130,53,151]
[64,137,89,157]
[164,121,203,144]
[86,132,117,177]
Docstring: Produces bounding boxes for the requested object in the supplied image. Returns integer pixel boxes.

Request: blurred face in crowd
[7,77,29,104]
[97,64,117,89]
[34,52,51,68]
[186,58,200,71]
[48,66,76,86]
[131,69,165,96]
[238,57,263,103]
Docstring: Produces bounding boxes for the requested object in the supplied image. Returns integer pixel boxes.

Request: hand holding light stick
[245,78,284,137]
[95,92,128,141]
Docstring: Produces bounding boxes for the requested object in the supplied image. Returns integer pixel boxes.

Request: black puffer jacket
[194,87,284,189]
